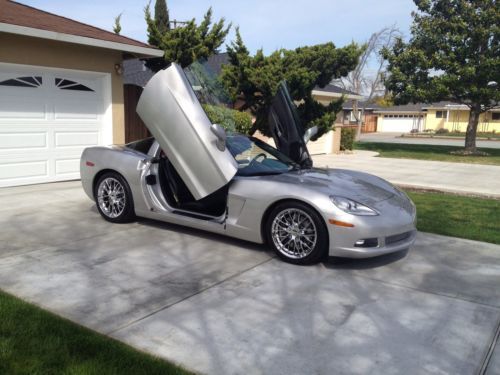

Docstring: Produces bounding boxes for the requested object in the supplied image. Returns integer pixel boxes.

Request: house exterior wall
[425,109,500,133]
[0,33,125,144]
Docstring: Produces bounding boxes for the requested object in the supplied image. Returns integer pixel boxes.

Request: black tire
[266,201,328,265]
[94,172,135,223]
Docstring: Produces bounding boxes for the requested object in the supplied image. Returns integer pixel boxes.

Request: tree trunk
[464,105,481,153]
[356,108,364,140]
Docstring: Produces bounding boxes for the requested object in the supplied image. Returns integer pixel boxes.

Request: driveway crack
[479,315,500,375]
[106,256,275,335]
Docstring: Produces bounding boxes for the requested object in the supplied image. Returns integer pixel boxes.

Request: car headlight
[330,196,378,216]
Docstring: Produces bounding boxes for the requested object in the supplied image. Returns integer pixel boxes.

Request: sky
[18,0,417,54]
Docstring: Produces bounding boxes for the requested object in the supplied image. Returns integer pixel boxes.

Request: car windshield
[226,133,298,176]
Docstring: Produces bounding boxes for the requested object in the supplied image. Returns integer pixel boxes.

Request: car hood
[264,168,399,205]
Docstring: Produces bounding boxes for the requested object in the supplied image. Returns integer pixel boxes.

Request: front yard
[355,142,500,165]
[0,290,190,375]
[407,190,500,244]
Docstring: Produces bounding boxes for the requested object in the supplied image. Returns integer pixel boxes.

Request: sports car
[80,63,416,265]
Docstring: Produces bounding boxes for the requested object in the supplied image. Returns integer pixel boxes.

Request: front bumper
[326,194,417,258]
[330,229,417,258]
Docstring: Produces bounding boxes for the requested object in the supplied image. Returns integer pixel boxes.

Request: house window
[349,110,362,122]
[492,113,500,121]
[55,78,94,92]
[436,110,445,118]
[0,76,42,88]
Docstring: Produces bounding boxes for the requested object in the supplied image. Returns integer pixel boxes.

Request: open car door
[137,63,238,200]
[268,82,313,168]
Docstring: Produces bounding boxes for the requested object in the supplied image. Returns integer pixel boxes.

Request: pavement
[0,181,499,375]
[359,132,500,149]
[313,150,500,198]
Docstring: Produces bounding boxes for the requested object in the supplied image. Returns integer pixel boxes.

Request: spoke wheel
[267,202,327,265]
[95,172,135,223]
[97,177,126,218]
[271,208,317,259]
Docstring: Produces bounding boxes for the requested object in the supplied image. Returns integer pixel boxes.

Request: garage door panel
[55,158,80,175]
[0,132,47,150]
[0,160,48,180]
[0,98,47,119]
[54,99,101,120]
[0,64,110,187]
[54,131,99,147]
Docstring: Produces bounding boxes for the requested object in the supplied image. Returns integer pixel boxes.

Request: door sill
[172,209,224,222]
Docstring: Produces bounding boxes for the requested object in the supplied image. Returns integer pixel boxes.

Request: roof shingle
[1,0,154,49]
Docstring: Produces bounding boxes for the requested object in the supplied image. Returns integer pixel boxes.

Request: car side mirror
[303,126,318,144]
[210,123,227,151]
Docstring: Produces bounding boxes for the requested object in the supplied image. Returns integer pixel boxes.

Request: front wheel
[95,172,135,223]
[266,202,328,265]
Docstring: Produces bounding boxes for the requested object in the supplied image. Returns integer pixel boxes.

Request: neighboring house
[0,0,162,187]
[340,100,382,133]
[424,102,500,133]
[373,102,500,133]
[374,103,426,133]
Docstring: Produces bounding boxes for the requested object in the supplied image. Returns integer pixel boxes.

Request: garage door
[0,63,112,187]
[379,115,423,133]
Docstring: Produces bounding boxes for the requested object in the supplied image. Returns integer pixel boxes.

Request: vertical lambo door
[136,63,238,201]
[267,81,313,168]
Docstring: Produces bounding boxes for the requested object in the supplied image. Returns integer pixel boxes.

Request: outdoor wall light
[114,63,123,75]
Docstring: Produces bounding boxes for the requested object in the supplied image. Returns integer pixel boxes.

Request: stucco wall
[0,33,125,144]
[425,109,500,132]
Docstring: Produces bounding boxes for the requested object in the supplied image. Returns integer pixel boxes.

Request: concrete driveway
[0,181,499,375]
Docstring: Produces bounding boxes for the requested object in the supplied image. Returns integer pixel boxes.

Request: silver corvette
[81,63,416,265]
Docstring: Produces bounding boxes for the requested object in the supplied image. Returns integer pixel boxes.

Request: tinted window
[226,134,297,176]
[126,137,155,154]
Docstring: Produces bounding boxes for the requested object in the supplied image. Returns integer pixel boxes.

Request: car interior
[157,154,229,217]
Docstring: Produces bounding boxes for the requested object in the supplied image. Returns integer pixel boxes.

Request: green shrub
[435,128,449,134]
[202,104,253,134]
[340,127,356,151]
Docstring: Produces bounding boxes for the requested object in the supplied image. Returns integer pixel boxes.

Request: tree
[383,0,500,153]
[337,25,401,138]
[154,0,169,37]
[113,13,122,35]
[145,2,230,68]
[220,29,362,136]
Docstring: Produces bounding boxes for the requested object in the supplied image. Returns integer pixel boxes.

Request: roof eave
[0,22,164,57]
[373,110,425,114]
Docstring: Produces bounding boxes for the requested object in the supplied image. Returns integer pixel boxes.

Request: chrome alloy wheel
[271,208,317,259]
[97,177,126,218]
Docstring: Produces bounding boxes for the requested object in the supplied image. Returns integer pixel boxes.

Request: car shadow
[136,217,268,254]
[323,249,409,270]
[88,205,408,270]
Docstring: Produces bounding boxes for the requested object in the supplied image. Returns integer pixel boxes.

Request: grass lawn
[406,132,500,139]
[407,190,500,244]
[0,290,191,375]
[355,142,500,165]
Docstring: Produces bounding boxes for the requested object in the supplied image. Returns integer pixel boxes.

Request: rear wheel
[95,172,135,223]
[266,202,328,265]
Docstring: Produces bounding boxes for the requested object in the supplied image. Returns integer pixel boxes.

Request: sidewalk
[312,151,500,198]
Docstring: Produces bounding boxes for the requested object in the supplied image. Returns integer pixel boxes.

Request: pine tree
[220,29,362,136]
[145,3,230,68]
[154,0,169,35]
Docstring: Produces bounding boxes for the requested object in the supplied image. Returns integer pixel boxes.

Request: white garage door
[379,115,423,133]
[0,64,112,187]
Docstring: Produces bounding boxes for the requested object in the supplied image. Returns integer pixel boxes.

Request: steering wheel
[249,153,267,164]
